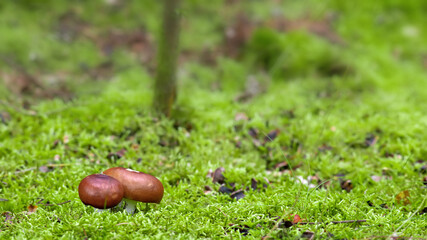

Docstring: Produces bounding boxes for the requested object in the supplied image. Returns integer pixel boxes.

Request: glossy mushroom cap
[78,174,124,209]
[103,167,164,203]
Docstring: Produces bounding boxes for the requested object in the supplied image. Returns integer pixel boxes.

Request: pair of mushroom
[78,167,164,213]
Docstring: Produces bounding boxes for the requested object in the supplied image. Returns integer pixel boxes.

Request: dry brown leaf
[213,167,226,184]
[27,205,38,214]
[340,179,353,192]
[292,214,302,224]
[204,185,213,195]
[395,190,411,205]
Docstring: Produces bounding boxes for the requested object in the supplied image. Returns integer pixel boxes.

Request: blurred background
[0,0,426,106]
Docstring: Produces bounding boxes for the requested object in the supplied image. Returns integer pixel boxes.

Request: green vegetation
[1,0,426,239]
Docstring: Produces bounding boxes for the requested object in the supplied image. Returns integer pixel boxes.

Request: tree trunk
[153,0,181,117]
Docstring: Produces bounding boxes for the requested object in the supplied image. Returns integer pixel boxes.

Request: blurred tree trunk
[153,0,181,117]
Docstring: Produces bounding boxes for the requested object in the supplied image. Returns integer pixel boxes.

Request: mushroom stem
[110,200,125,211]
[124,199,137,214]
[96,208,109,213]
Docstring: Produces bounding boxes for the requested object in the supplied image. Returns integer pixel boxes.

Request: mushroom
[78,174,124,211]
[103,167,164,213]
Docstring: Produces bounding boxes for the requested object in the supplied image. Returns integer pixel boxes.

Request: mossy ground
[1,0,426,239]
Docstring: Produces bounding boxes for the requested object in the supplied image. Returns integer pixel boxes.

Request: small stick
[46,163,72,167]
[116,222,135,226]
[216,207,228,217]
[297,220,366,225]
[83,227,88,240]
[15,167,37,174]
[42,200,71,206]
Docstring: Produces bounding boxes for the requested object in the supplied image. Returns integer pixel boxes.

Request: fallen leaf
[395,190,411,205]
[204,185,213,195]
[230,189,245,200]
[250,178,258,190]
[212,167,226,184]
[264,129,280,143]
[27,204,38,214]
[340,179,353,192]
[292,214,302,224]
[218,185,234,195]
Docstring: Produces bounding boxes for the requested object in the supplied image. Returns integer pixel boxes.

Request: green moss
[1,0,427,239]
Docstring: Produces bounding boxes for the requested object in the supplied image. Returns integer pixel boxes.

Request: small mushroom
[103,167,164,213]
[78,174,124,211]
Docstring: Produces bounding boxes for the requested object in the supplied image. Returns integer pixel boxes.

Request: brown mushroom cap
[78,174,124,209]
[103,167,164,204]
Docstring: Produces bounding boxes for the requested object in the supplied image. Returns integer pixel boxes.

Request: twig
[116,222,135,226]
[42,200,71,206]
[82,227,88,240]
[298,219,366,225]
[363,236,426,240]
[217,207,228,217]
[45,163,73,168]
[14,167,37,174]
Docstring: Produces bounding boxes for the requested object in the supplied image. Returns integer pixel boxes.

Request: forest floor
[1,0,426,239]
